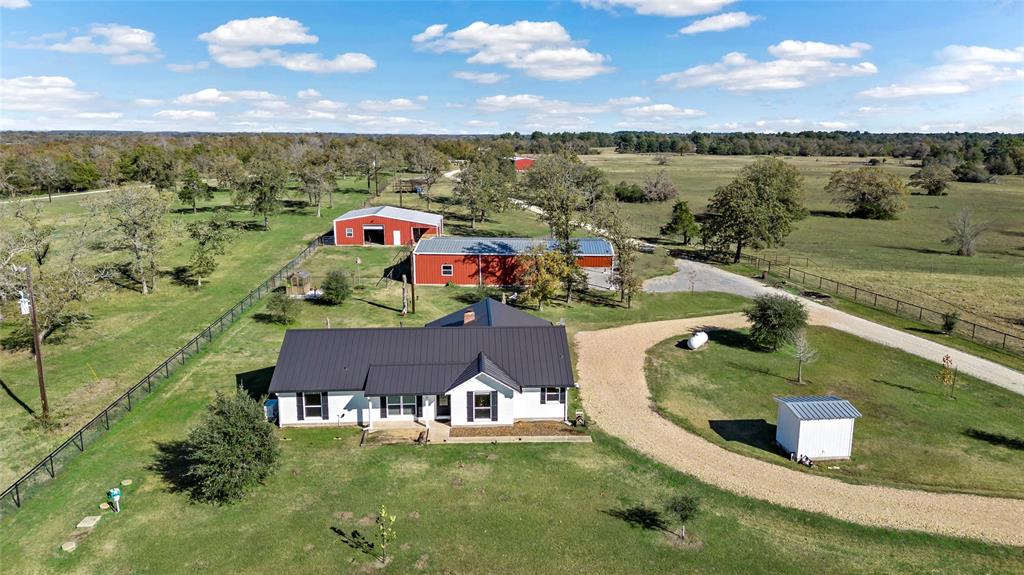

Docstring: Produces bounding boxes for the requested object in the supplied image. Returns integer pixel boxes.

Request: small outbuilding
[333,206,443,246]
[510,156,535,172]
[774,395,862,460]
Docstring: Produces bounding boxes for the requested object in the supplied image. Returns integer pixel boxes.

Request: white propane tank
[687,331,708,350]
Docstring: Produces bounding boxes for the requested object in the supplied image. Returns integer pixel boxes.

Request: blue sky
[1,0,1022,133]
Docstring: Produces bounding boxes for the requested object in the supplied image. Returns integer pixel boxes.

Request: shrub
[642,170,679,202]
[744,294,808,351]
[665,494,700,540]
[612,181,645,203]
[909,164,955,196]
[320,270,352,305]
[182,392,280,503]
[265,291,299,324]
[941,311,960,334]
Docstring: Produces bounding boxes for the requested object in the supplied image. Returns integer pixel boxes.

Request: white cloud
[342,113,436,133]
[173,88,283,105]
[607,96,650,106]
[679,12,760,35]
[1,0,31,8]
[453,71,508,84]
[167,61,209,73]
[133,98,164,107]
[413,20,611,81]
[815,121,851,129]
[412,24,447,43]
[0,76,95,111]
[860,44,1023,99]
[76,112,123,119]
[358,98,424,112]
[859,83,971,98]
[21,23,161,65]
[153,109,216,120]
[465,119,499,128]
[199,17,376,74]
[658,42,877,92]
[578,0,735,17]
[767,40,871,60]
[297,89,321,99]
[621,103,705,117]
[475,94,549,112]
[309,99,346,111]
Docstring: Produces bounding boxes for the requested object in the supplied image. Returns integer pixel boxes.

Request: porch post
[367,397,373,429]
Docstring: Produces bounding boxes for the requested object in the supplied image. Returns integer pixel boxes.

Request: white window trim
[440,264,454,277]
[473,392,491,420]
[387,395,416,416]
[345,227,354,238]
[544,387,561,402]
[304,392,323,418]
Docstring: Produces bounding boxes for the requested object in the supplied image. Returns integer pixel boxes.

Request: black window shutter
[380,397,387,419]
[321,392,329,420]
[540,388,547,404]
[296,393,305,421]
[416,395,423,418]
[559,388,566,404]
[466,391,474,422]
[490,391,498,421]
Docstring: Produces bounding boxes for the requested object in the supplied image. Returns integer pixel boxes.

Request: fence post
[896,300,901,314]
[972,323,977,339]
[75,430,84,452]
[1003,334,1008,349]
[873,293,878,306]
[14,483,19,508]
[918,307,923,321]
[126,390,132,411]
[103,410,110,430]
[46,455,54,479]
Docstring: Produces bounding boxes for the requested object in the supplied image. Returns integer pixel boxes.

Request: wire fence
[736,253,1024,355]
[0,236,327,514]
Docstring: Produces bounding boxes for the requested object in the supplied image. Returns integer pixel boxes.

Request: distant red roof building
[511,156,535,172]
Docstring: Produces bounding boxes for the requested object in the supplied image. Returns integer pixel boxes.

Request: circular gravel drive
[576,313,1024,547]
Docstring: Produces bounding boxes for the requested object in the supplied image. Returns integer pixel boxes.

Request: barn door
[392,230,402,245]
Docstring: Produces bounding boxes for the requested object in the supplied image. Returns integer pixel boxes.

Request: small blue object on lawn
[107,487,122,513]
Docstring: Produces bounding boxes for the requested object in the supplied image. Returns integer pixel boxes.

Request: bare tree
[790,330,818,384]
[0,167,16,199]
[943,208,988,256]
[13,203,55,268]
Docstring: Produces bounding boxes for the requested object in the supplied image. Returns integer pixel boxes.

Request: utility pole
[20,265,49,418]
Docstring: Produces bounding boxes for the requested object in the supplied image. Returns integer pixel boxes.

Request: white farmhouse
[774,396,862,460]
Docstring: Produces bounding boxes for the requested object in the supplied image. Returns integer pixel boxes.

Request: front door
[435,394,451,419]
[392,229,402,245]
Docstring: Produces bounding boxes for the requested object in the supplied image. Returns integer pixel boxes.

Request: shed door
[392,230,402,245]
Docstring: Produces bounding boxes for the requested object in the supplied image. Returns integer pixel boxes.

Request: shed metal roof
[333,206,442,227]
[268,326,573,395]
[776,396,862,420]
[426,298,551,328]
[413,237,613,257]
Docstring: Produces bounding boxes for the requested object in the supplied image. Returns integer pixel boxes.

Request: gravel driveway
[576,314,1024,546]
[644,259,1024,396]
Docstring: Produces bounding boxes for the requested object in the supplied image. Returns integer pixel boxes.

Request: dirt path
[576,314,1024,547]
[644,259,1024,396]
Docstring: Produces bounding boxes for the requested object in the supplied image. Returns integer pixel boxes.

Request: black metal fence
[0,237,326,513]
[738,253,1024,355]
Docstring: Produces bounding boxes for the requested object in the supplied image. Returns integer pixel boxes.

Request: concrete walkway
[575,314,1024,546]
[644,258,1024,396]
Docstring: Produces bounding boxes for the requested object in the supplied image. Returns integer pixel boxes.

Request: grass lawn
[0,175,596,487]
[580,152,1024,335]
[2,293,1021,574]
[646,326,1024,498]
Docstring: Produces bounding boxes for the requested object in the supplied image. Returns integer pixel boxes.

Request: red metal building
[511,156,535,172]
[333,206,443,246]
[412,237,614,286]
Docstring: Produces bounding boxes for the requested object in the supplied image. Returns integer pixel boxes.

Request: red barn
[333,206,443,246]
[511,156,535,172]
[412,237,614,286]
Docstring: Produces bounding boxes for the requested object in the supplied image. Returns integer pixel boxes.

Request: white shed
[774,396,862,460]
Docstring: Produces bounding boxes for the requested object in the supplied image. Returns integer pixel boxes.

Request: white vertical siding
[448,375,515,426]
[798,418,855,459]
[513,388,566,420]
[775,404,801,455]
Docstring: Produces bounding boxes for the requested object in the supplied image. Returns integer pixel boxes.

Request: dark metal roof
[425,298,552,328]
[776,396,862,420]
[362,353,521,396]
[268,326,574,395]
[413,237,613,257]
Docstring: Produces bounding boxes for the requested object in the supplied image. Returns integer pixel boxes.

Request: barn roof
[268,326,573,395]
[776,396,862,420]
[333,206,442,227]
[413,237,613,257]
[426,298,551,328]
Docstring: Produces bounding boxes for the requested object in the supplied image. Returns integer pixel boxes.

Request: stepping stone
[61,541,77,553]
[121,479,133,486]
[77,516,101,529]
[99,503,110,510]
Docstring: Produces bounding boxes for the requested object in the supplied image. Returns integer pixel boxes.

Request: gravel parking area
[576,314,1024,547]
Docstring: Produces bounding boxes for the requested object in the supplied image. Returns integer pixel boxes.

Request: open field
[0,175,633,488]
[2,291,1021,574]
[646,326,1024,498]
[581,152,1024,335]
